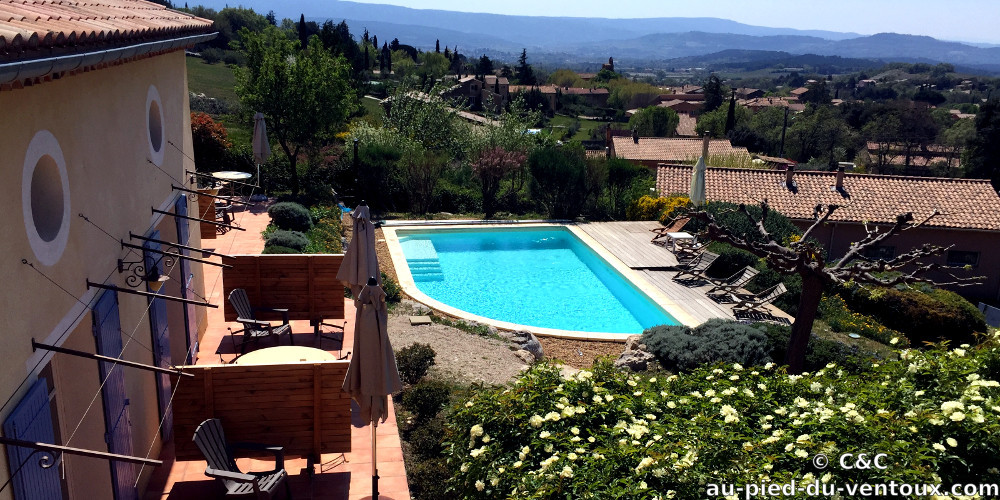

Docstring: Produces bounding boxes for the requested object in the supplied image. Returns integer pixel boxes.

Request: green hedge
[837,285,987,344]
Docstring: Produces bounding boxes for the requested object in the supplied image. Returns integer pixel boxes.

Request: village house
[655,165,1000,303]
[0,1,214,498]
[508,84,610,111]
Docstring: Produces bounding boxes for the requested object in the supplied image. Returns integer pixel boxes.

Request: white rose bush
[445,337,1000,498]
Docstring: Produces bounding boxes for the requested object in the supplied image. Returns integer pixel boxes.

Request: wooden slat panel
[222,254,346,324]
[197,189,217,240]
[172,361,352,460]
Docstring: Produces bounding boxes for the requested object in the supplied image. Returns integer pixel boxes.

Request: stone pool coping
[382,222,700,342]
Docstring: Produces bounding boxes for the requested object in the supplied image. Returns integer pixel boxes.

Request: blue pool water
[397,227,679,333]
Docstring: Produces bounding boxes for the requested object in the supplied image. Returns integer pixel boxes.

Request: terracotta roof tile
[675,113,696,137]
[613,137,749,163]
[655,164,1000,231]
[1,0,213,60]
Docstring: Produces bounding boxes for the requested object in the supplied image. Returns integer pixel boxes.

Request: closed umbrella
[337,203,381,297]
[689,155,707,207]
[690,135,710,207]
[252,112,271,188]
[342,278,403,500]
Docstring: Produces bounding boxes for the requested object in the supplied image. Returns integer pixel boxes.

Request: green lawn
[361,95,385,121]
[186,56,237,102]
[547,114,604,142]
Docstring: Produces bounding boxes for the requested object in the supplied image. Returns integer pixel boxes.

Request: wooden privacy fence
[222,254,346,330]
[172,361,352,460]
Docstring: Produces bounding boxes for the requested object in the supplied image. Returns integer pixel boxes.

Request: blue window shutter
[143,231,173,439]
[173,195,198,363]
[2,378,62,500]
[91,289,138,500]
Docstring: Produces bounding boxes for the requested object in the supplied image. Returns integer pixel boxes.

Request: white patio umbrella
[337,203,381,296]
[689,135,710,207]
[251,112,271,188]
[342,279,402,500]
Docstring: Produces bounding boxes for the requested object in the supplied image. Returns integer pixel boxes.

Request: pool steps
[404,239,444,282]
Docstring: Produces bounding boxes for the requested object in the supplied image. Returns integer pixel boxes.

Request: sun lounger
[731,283,787,313]
[673,251,719,282]
[707,266,760,295]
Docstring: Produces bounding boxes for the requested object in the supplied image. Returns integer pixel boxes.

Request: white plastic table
[664,231,695,252]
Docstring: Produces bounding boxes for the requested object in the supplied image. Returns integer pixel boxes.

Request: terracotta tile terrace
[144,200,410,500]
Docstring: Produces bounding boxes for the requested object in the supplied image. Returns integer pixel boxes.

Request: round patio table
[234,346,336,365]
[211,171,253,181]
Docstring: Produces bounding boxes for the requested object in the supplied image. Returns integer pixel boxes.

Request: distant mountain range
[198,0,1000,71]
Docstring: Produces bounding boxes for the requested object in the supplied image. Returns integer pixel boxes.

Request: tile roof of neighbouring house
[789,87,809,96]
[0,0,213,60]
[675,113,697,137]
[612,137,749,163]
[483,75,509,85]
[655,164,1000,230]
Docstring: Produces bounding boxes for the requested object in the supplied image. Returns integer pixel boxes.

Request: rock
[487,326,499,337]
[499,330,542,360]
[514,349,536,365]
[615,335,655,372]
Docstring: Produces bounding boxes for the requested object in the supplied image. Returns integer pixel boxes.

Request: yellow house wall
[0,50,204,500]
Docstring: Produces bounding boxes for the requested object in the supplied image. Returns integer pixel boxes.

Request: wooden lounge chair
[228,288,292,355]
[673,252,719,282]
[650,216,692,244]
[731,283,787,313]
[707,266,761,295]
[193,418,291,499]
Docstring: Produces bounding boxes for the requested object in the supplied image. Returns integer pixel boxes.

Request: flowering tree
[190,112,232,172]
[472,147,527,219]
[692,201,981,373]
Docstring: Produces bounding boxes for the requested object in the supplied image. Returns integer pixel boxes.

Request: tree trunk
[786,274,824,374]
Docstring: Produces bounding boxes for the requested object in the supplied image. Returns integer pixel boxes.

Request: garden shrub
[381,272,402,303]
[260,245,298,255]
[758,322,880,373]
[837,285,986,344]
[687,201,802,245]
[401,379,451,423]
[431,180,482,213]
[447,338,1000,498]
[625,195,667,221]
[641,318,771,372]
[406,457,450,500]
[264,230,309,251]
[528,144,587,219]
[396,343,436,386]
[267,202,313,232]
[819,294,907,346]
[406,414,446,459]
[303,205,343,253]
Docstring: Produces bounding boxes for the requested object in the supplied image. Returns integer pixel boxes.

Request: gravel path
[387,309,528,386]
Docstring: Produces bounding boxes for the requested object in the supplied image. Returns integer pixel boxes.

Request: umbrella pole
[372,421,379,499]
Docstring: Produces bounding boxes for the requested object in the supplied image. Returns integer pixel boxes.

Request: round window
[146,85,165,165]
[22,130,70,266]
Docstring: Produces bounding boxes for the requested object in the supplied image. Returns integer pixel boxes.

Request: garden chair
[707,266,761,296]
[228,288,292,355]
[650,216,692,244]
[672,251,719,282]
[193,418,291,500]
[731,283,787,313]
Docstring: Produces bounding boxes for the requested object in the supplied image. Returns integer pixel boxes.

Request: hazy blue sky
[318,0,999,43]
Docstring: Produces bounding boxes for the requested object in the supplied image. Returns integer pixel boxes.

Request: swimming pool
[395,226,679,334]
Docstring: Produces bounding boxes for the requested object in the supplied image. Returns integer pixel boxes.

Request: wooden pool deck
[576,221,736,324]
